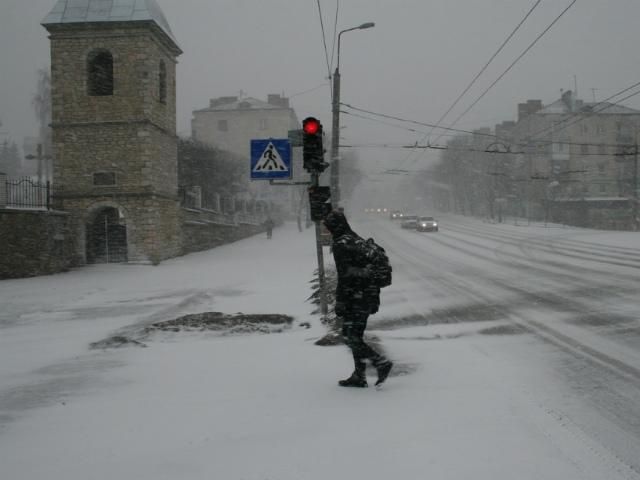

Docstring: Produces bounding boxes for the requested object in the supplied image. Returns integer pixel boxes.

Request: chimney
[267,94,289,108]
[561,90,575,112]
[527,100,543,113]
[518,100,543,122]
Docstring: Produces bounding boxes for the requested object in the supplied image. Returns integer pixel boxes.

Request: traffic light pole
[330,69,341,206]
[311,171,328,316]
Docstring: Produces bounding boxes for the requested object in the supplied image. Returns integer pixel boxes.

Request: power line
[340,143,627,156]
[341,102,498,139]
[290,83,330,98]
[342,99,640,151]
[433,0,579,145]
[329,0,340,70]
[315,0,332,96]
[425,0,543,145]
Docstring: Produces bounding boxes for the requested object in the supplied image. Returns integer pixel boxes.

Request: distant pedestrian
[264,217,274,239]
[323,209,393,388]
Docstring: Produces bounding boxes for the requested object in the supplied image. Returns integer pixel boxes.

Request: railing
[179,186,270,225]
[0,175,51,210]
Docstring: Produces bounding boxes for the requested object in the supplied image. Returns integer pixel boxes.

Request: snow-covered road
[1,217,639,480]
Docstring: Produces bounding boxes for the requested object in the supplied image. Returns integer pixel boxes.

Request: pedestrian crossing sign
[250,138,292,180]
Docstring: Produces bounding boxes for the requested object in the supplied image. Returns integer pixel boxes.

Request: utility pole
[330,22,375,208]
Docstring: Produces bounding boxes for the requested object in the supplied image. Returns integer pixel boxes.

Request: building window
[159,61,167,104]
[598,144,606,155]
[87,50,114,96]
[218,120,228,132]
[259,118,268,130]
[599,184,606,193]
[598,163,605,174]
[580,124,588,134]
[93,172,116,186]
[581,144,589,155]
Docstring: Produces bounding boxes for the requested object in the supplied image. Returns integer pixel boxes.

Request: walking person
[323,209,393,388]
[264,217,274,239]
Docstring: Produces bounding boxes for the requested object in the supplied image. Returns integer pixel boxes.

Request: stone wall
[48,23,178,133]
[181,209,265,254]
[61,194,182,265]
[0,209,76,279]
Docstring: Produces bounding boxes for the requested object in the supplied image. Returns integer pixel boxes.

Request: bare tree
[31,68,52,182]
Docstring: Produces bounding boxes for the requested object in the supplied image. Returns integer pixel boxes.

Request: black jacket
[324,211,381,314]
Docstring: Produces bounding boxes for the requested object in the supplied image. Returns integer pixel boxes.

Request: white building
[191,94,303,214]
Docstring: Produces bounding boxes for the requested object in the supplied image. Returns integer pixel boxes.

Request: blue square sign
[250,139,292,180]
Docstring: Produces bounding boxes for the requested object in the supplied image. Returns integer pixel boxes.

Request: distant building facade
[192,94,303,213]
[192,95,299,157]
[507,90,640,228]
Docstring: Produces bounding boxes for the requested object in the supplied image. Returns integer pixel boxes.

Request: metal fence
[0,176,51,210]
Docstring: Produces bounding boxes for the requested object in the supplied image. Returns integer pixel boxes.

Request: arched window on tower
[87,50,114,96]
[159,60,167,104]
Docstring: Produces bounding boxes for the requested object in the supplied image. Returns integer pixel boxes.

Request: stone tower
[42,0,182,264]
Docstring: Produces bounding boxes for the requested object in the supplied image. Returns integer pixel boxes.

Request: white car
[416,216,438,232]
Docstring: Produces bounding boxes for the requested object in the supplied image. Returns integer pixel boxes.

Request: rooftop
[42,0,179,48]
[195,97,290,113]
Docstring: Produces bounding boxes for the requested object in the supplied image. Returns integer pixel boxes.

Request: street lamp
[331,22,375,206]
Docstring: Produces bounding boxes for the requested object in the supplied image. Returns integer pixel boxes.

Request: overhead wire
[432,0,579,145]
[425,0,543,145]
[341,102,498,139]
[289,83,330,98]
[398,0,547,170]
[315,0,333,98]
[329,0,340,71]
[340,105,638,154]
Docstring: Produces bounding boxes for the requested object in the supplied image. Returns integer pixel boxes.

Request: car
[400,215,418,229]
[390,210,403,220]
[416,216,438,232]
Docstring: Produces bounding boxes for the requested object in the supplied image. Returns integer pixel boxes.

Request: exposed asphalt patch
[478,324,528,335]
[372,303,507,331]
[565,313,635,328]
[385,333,468,341]
[90,336,148,350]
[89,312,296,350]
[147,312,295,335]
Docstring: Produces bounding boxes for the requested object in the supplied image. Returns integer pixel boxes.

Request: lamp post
[331,22,375,206]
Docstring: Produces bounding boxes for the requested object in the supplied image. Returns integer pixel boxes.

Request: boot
[338,371,368,388]
[375,360,393,386]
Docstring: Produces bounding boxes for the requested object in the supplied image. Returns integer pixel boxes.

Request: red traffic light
[303,117,321,135]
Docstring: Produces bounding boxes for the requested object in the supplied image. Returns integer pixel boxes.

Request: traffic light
[308,185,332,221]
[302,117,328,173]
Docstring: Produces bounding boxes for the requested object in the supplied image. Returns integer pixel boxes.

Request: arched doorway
[86,207,128,263]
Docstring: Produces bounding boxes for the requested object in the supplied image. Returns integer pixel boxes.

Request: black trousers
[342,312,384,375]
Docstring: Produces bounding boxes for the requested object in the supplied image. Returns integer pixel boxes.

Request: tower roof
[42,0,180,51]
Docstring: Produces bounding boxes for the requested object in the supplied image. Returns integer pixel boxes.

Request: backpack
[357,237,392,288]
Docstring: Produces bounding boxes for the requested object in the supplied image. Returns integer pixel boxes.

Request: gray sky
[2,0,640,179]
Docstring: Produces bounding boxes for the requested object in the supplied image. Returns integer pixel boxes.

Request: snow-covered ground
[1,218,639,480]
